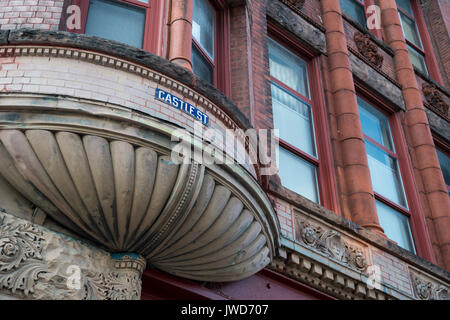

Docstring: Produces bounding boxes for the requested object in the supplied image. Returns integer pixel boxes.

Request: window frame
[356,82,435,261]
[268,22,340,213]
[191,0,231,96]
[433,136,450,195]
[396,0,444,84]
[63,0,165,56]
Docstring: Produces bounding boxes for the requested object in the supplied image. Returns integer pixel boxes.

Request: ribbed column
[320,0,384,235]
[167,0,193,70]
[380,0,450,270]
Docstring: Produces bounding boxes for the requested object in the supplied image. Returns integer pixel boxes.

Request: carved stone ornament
[0,214,48,296]
[354,32,384,68]
[296,220,367,271]
[410,271,449,300]
[83,255,145,300]
[422,83,449,117]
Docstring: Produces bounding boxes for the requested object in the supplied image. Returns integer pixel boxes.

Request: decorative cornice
[0,28,252,131]
[269,248,391,300]
[0,45,244,135]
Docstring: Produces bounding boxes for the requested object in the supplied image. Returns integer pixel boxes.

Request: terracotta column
[167,0,193,70]
[320,0,384,235]
[380,0,450,269]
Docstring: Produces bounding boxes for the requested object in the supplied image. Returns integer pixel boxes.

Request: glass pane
[396,0,414,16]
[407,44,428,75]
[376,200,415,252]
[192,44,213,83]
[85,0,145,48]
[366,140,407,207]
[358,97,394,151]
[277,147,319,203]
[340,0,367,28]
[399,11,422,48]
[268,38,310,98]
[436,149,450,187]
[272,83,316,157]
[193,0,215,60]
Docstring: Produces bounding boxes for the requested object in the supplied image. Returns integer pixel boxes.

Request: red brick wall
[250,0,273,131]
[229,5,253,125]
[300,0,323,26]
[420,0,450,88]
[0,0,64,30]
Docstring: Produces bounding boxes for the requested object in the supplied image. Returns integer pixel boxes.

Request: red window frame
[191,0,231,96]
[396,0,443,84]
[65,0,165,56]
[268,22,340,214]
[434,136,450,195]
[356,82,435,262]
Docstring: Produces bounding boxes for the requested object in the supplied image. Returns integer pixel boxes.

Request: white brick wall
[0,54,254,174]
[0,0,64,30]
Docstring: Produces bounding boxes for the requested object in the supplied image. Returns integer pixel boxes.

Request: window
[358,96,416,252]
[191,0,230,96]
[395,0,428,74]
[269,38,320,203]
[436,148,450,197]
[340,0,367,28]
[66,0,164,54]
[192,0,215,84]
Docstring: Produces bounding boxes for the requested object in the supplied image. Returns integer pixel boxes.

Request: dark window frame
[191,0,231,96]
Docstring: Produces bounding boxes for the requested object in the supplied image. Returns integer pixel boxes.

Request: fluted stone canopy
[0,95,280,282]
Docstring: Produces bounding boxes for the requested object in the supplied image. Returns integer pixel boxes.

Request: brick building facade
[0,0,449,300]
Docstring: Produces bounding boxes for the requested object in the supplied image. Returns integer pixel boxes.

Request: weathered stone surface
[0,95,279,283]
[6,29,252,130]
[0,211,144,300]
[349,52,406,110]
[266,1,326,54]
[426,107,450,141]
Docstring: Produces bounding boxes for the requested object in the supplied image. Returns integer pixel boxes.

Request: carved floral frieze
[410,270,449,300]
[0,214,48,296]
[295,218,368,272]
[354,32,384,68]
[422,83,449,117]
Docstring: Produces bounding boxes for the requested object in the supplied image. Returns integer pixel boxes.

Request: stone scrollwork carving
[422,83,449,117]
[0,214,48,295]
[83,254,145,300]
[410,271,449,300]
[296,219,367,272]
[354,32,384,68]
[83,272,141,300]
